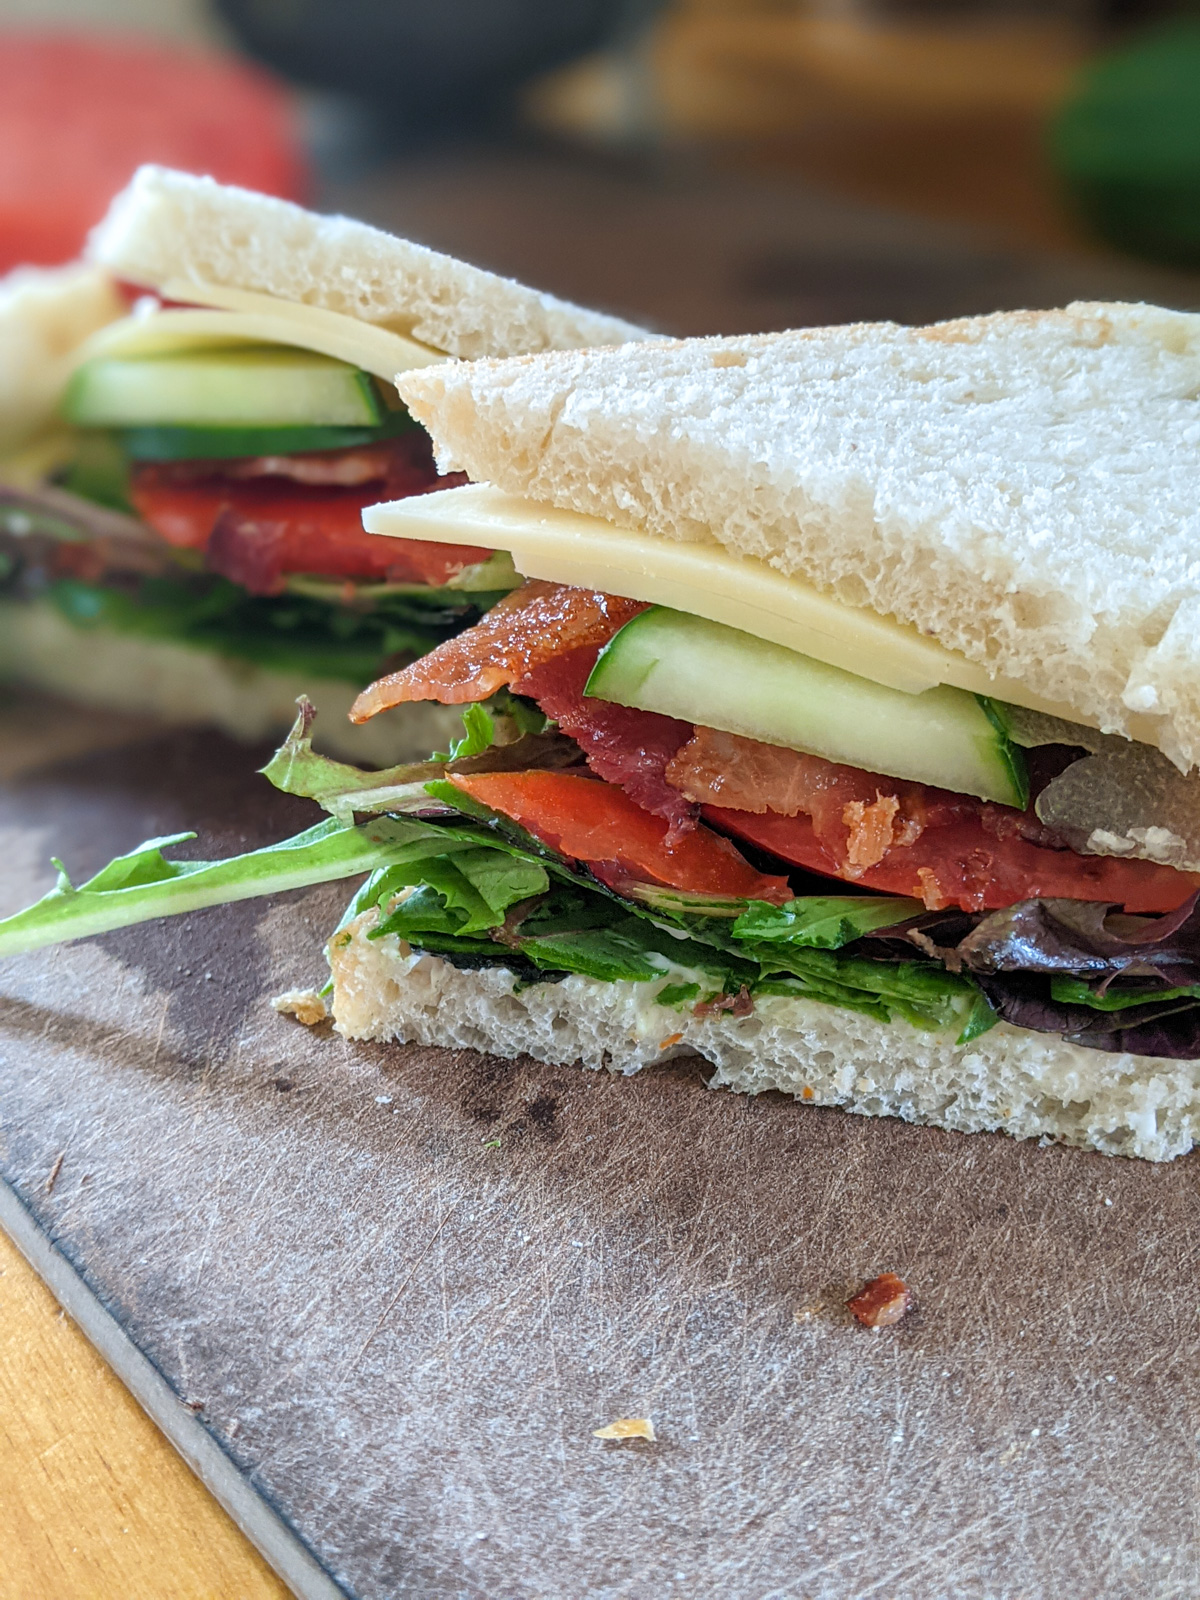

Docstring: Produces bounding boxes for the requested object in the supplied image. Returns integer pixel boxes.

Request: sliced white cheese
[363,483,1101,729]
[73,277,449,384]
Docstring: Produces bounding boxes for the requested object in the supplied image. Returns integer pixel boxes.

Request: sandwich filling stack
[6,302,1200,1162]
[0,166,646,758]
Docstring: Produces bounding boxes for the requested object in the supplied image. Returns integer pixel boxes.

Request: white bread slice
[0,262,124,454]
[88,165,649,360]
[328,910,1200,1162]
[395,305,1200,771]
[0,598,462,765]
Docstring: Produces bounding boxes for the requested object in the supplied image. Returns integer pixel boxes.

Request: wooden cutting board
[1,692,1198,1600]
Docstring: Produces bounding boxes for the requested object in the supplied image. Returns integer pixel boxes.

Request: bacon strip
[666,726,930,862]
[351,581,644,722]
[674,727,1200,913]
[513,647,696,840]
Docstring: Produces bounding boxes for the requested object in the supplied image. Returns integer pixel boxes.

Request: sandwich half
[7,302,1200,1161]
[0,166,647,761]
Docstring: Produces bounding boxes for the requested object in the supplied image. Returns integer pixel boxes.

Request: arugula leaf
[260,698,446,822]
[0,817,421,957]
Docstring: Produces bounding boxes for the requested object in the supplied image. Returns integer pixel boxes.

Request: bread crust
[0,262,124,452]
[327,911,1200,1162]
[88,165,650,361]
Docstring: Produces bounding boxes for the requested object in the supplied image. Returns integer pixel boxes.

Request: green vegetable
[259,696,446,820]
[440,702,499,762]
[1050,976,1200,1013]
[732,896,923,949]
[64,348,384,429]
[45,574,482,684]
[0,715,996,1046]
[656,982,701,1009]
[586,605,1028,808]
[0,817,418,958]
[120,409,418,462]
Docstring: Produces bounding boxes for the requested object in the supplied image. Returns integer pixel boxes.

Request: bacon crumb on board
[351,581,645,721]
[847,1273,912,1329]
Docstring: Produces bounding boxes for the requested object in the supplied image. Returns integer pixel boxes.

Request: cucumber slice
[121,409,418,461]
[63,347,383,429]
[586,607,1028,808]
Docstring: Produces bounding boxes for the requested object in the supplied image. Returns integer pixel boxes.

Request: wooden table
[0,1229,290,1600]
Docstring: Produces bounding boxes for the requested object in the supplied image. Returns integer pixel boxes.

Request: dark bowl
[215,0,660,130]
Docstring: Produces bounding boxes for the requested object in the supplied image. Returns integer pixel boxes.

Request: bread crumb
[593,1417,656,1442]
[271,989,328,1026]
[793,1300,825,1323]
[847,1272,912,1329]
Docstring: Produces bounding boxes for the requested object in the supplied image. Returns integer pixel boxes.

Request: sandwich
[6,301,1200,1162]
[0,165,647,761]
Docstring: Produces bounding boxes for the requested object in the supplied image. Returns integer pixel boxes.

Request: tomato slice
[0,35,304,271]
[704,805,1200,915]
[448,771,792,904]
[129,473,489,594]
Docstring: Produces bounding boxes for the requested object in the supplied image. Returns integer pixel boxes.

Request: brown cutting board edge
[1,695,1199,1600]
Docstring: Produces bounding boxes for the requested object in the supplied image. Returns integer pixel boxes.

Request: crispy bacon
[514,647,696,839]
[666,727,930,863]
[843,795,904,873]
[847,1273,911,1329]
[674,727,1199,913]
[129,433,476,594]
[351,581,645,722]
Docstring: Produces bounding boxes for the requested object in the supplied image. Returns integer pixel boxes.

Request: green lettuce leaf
[1050,975,1200,1012]
[0,817,423,957]
[46,572,485,684]
[371,846,548,938]
[0,715,997,1047]
[733,895,922,949]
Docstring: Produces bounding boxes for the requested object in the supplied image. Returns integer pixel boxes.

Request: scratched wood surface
[1,690,1199,1600]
